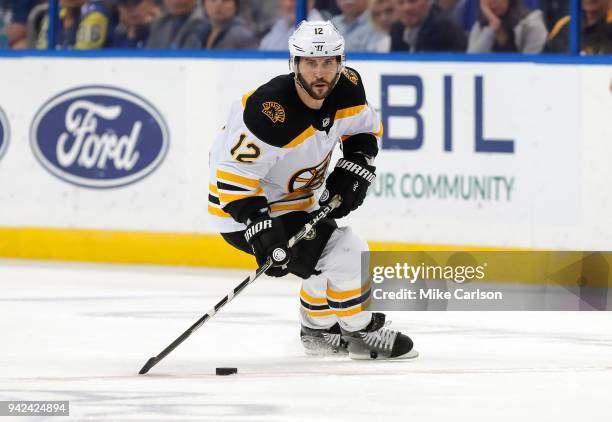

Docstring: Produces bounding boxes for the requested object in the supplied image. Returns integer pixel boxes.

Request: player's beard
[298,74,335,100]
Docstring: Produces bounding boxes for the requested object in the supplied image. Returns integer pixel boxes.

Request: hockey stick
[138,195,342,375]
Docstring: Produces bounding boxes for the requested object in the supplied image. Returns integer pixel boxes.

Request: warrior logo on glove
[244,219,273,242]
[319,155,376,219]
[336,158,375,183]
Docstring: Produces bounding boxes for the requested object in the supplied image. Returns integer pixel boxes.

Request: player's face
[297,57,340,100]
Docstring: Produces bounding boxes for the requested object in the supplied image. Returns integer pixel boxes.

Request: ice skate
[342,313,418,360]
[301,322,349,356]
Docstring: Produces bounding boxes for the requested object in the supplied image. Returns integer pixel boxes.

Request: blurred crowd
[0,0,610,54]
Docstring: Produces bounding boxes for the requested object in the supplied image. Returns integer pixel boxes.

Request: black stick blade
[139,357,159,375]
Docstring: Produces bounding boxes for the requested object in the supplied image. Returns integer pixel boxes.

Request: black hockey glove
[244,214,292,277]
[320,154,376,219]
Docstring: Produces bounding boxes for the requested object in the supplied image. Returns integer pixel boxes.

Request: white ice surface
[1,259,611,421]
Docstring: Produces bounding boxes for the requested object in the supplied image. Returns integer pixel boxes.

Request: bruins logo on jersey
[262,101,286,124]
[343,68,359,86]
[288,151,333,193]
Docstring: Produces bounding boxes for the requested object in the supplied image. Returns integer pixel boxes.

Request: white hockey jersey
[208,67,382,233]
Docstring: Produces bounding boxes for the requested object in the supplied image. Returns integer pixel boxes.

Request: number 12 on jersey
[230,134,261,163]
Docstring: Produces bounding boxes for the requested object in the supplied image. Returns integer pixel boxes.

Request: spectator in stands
[111,0,159,48]
[452,0,479,32]
[146,0,204,48]
[368,0,395,52]
[454,0,542,34]
[438,0,458,13]
[467,0,548,53]
[260,0,327,51]
[36,0,114,49]
[331,0,388,51]
[0,0,43,48]
[316,0,341,15]
[545,0,612,54]
[200,0,258,49]
[541,0,568,31]
[76,0,115,49]
[239,0,280,39]
[0,0,12,48]
[25,1,49,48]
[35,0,83,49]
[390,0,467,51]
[371,0,395,31]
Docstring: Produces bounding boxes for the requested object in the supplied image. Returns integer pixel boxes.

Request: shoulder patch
[262,101,286,124]
[243,74,314,148]
[342,68,359,86]
[327,66,366,112]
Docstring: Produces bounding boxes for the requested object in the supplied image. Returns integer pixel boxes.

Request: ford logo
[0,106,9,161]
[30,86,169,188]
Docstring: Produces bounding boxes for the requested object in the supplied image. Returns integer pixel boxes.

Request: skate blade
[304,348,349,357]
[349,349,419,360]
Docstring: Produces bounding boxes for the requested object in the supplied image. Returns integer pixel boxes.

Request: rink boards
[0,57,611,267]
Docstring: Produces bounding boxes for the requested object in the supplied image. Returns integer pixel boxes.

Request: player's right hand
[244,214,292,277]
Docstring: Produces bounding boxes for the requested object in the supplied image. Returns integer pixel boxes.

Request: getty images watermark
[371,260,503,302]
[361,251,612,311]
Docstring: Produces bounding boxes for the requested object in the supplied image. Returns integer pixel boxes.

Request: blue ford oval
[30,86,169,188]
[0,106,8,161]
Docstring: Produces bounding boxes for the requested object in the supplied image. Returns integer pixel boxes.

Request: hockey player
[208,20,417,360]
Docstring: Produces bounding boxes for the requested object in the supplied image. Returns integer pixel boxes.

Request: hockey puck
[215,367,238,376]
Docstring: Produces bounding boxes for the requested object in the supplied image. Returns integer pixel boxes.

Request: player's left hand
[320,154,376,219]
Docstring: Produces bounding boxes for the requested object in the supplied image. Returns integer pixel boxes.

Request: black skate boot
[301,322,349,356]
[341,313,418,360]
